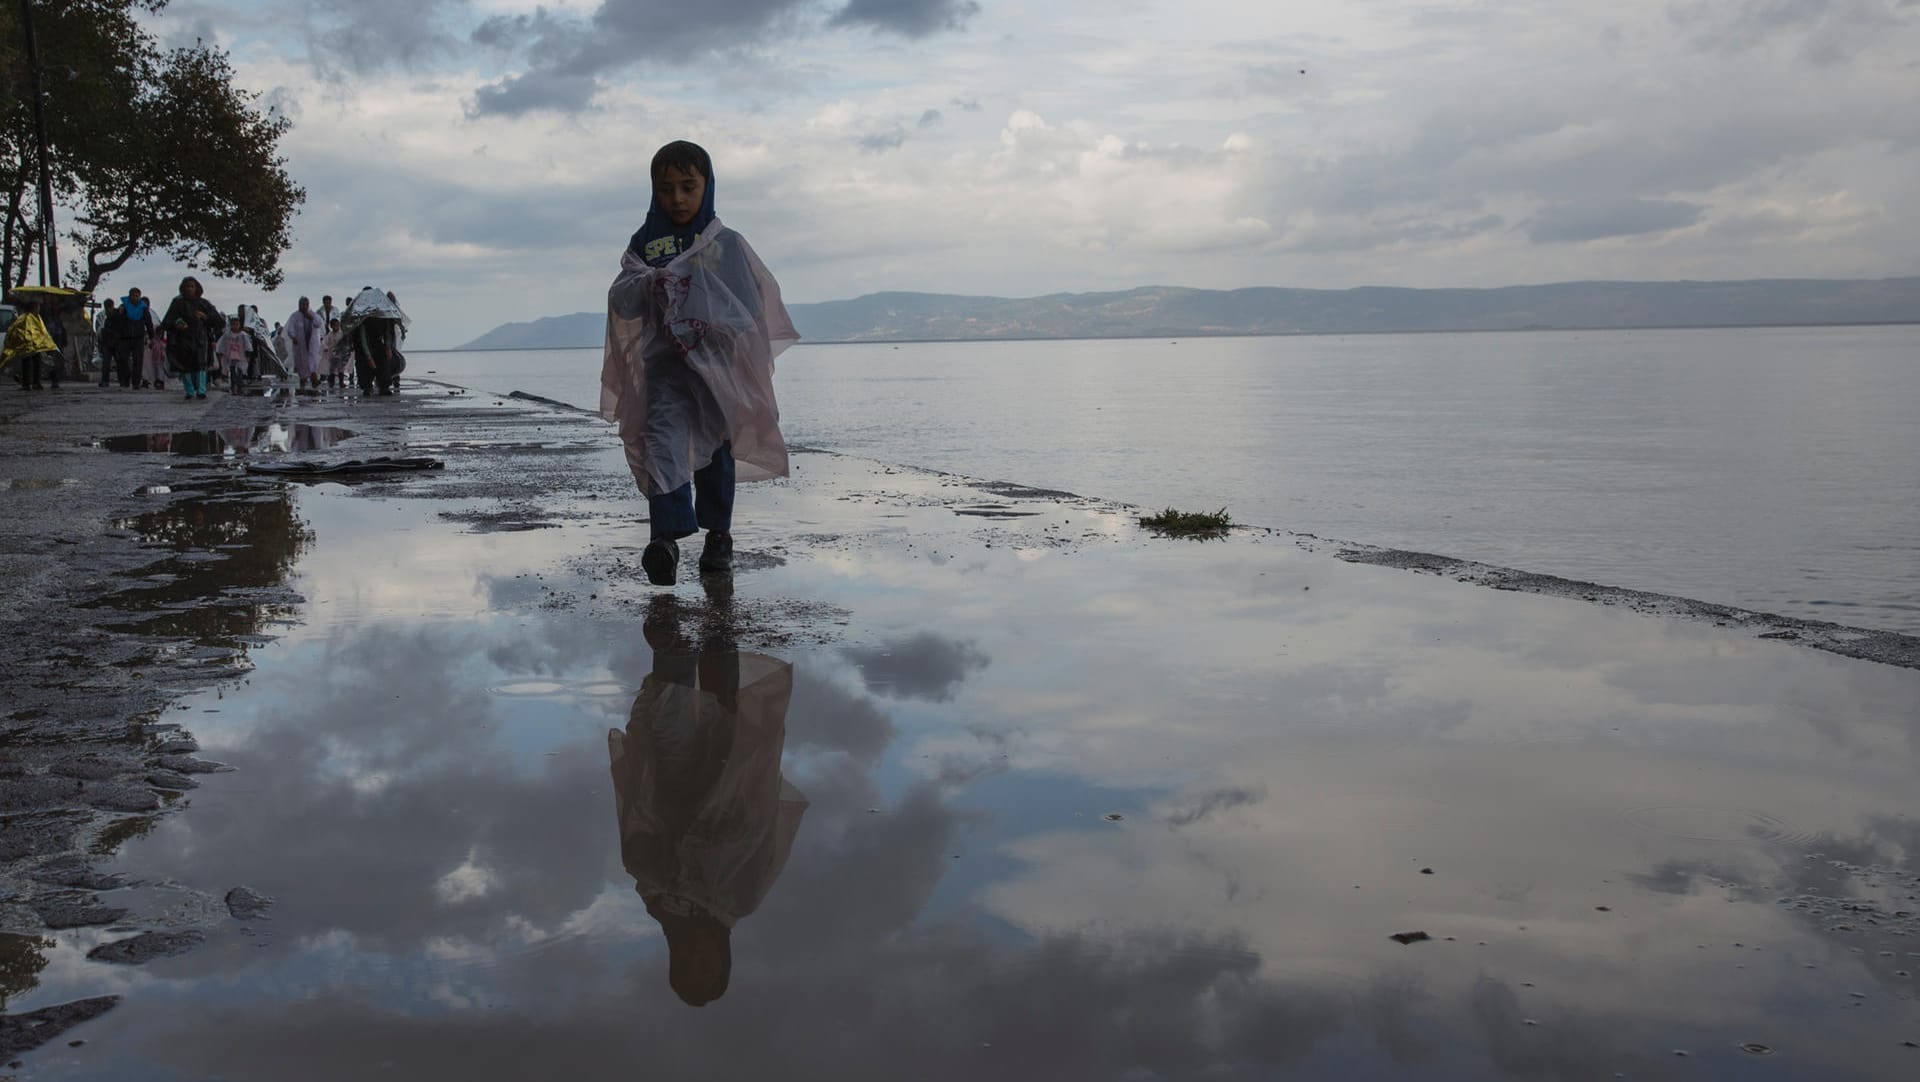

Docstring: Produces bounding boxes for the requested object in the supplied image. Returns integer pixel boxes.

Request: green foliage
[0,1,303,291]
[1139,507,1233,539]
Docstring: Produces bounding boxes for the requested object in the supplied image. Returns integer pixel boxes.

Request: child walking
[601,141,799,586]
[320,318,344,389]
[141,321,169,390]
[214,316,254,394]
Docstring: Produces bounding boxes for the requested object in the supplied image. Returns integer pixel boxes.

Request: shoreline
[341,385,1920,662]
[433,318,1920,353]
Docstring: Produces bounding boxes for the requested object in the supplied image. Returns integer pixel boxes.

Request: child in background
[142,320,169,390]
[601,140,799,586]
[214,316,253,394]
[320,318,344,389]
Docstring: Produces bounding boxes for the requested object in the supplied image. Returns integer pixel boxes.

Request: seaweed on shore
[1140,507,1232,540]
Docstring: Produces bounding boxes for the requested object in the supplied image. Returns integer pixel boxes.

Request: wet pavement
[3,383,1920,1079]
[95,424,354,457]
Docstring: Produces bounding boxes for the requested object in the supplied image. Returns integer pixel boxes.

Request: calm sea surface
[417,326,1920,634]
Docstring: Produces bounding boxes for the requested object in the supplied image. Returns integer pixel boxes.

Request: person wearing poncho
[3,300,58,388]
[343,287,407,395]
[319,319,345,388]
[601,140,798,585]
[238,306,288,380]
[217,314,265,394]
[285,297,324,388]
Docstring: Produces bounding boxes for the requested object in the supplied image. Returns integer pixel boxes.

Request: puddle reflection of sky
[15,458,1920,1080]
[98,425,357,456]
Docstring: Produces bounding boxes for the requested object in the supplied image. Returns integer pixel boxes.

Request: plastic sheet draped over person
[340,287,409,333]
[10,286,95,376]
[241,305,291,378]
[0,303,56,371]
[332,288,409,373]
[600,220,798,498]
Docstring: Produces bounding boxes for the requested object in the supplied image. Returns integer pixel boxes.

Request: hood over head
[627,140,716,267]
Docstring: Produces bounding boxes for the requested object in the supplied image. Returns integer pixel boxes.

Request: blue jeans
[648,442,734,541]
[182,370,207,395]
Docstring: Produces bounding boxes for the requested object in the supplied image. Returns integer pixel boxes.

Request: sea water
[417,325,1920,634]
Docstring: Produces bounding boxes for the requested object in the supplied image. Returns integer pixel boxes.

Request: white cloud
[435,847,502,904]
[92,0,1920,346]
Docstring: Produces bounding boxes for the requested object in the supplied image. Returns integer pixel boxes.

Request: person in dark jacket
[161,276,219,400]
[113,288,152,388]
[99,294,145,388]
[351,316,402,395]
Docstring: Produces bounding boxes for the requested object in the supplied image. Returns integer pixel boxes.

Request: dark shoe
[698,531,734,575]
[641,538,679,586]
[195,393,207,400]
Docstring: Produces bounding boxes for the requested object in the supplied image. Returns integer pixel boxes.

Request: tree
[0,0,151,287]
[70,43,304,292]
[0,0,303,293]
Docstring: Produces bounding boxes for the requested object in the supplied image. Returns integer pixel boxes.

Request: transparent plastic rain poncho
[241,306,290,378]
[600,220,798,498]
[608,654,808,927]
[284,307,324,380]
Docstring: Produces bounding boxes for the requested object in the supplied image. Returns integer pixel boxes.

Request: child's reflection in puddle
[610,601,807,1006]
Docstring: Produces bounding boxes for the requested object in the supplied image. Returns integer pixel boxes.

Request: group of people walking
[5,279,409,398]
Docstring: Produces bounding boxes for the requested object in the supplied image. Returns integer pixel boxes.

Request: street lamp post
[18,0,60,287]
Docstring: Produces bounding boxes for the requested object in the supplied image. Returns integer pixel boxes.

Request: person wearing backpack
[101,294,147,388]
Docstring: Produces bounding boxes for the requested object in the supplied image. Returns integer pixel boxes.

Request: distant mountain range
[456,277,1920,350]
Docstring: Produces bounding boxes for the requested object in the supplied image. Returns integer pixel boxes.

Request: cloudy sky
[105,0,1920,347]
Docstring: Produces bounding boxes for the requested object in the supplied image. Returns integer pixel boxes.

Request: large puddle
[9,459,1920,1080]
[98,424,355,456]
[85,479,312,648]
